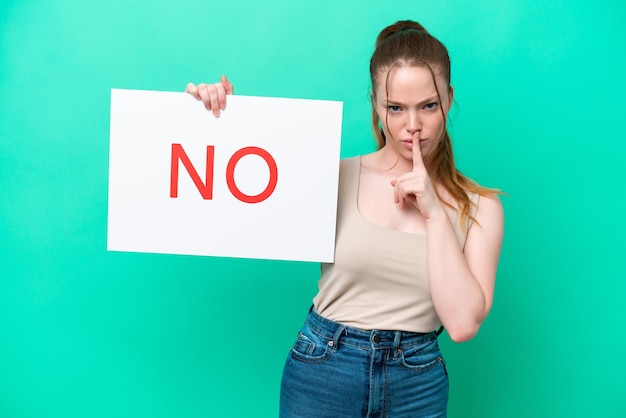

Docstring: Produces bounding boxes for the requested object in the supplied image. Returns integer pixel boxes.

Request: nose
[407,110,421,133]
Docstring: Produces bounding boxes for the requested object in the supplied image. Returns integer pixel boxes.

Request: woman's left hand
[390,137,442,219]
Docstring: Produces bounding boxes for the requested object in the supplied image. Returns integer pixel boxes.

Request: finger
[412,137,425,171]
[208,86,221,117]
[222,75,234,95]
[216,83,227,111]
[390,179,399,204]
[185,82,200,100]
[392,178,401,205]
[199,84,222,117]
[197,84,214,112]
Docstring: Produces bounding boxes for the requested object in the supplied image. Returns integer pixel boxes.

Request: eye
[424,102,439,110]
[388,105,401,112]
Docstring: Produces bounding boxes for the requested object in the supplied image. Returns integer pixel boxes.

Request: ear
[448,85,454,108]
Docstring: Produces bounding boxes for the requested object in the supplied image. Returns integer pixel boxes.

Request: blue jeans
[280,309,448,418]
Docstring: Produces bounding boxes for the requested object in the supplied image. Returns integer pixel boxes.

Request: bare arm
[392,137,504,342]
[425,194,503,342]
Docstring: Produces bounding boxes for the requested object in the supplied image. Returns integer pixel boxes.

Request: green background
[1,0,625,417]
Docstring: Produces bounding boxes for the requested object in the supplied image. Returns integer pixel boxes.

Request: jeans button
[373,334,381,344]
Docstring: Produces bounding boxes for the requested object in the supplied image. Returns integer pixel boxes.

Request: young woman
[186,19,504,418]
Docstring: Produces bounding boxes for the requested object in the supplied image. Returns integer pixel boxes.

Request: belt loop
[330,324,346,353]
[435,326,444,337]
[393,331,402,359]
[393,331,402,351]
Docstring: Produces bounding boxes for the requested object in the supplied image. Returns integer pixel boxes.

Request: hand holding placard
[185,75,234,117]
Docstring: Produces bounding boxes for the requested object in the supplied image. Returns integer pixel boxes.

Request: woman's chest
[356,168,428,234]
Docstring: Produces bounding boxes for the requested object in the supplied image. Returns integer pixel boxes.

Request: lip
[402,139,425,149]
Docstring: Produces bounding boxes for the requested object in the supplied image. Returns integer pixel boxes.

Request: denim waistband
[306,308,442,351]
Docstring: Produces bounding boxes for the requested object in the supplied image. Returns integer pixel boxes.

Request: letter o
[226,147,278,203]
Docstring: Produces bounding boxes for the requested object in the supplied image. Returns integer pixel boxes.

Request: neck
[377,145,416,174]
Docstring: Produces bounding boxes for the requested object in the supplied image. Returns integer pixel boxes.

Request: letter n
[170,144,215,199]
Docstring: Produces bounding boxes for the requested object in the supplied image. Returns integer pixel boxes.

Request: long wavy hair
[370,20,501,228]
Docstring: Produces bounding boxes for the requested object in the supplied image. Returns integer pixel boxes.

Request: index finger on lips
[412,137,425,171]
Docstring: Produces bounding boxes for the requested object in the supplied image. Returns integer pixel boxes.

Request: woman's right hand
[185,75,234,117]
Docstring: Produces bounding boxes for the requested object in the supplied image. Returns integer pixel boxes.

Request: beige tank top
[313,157,479,333]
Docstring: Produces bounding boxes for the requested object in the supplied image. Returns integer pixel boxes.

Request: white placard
[108,89,342,262]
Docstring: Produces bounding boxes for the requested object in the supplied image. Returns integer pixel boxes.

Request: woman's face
[374,65,453,164]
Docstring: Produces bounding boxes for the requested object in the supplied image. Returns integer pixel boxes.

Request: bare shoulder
[468,193,504,245]
[476,194,503,218]
[358,151,381,170]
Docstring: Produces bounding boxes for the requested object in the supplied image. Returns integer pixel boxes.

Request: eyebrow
[384,96,439,106]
